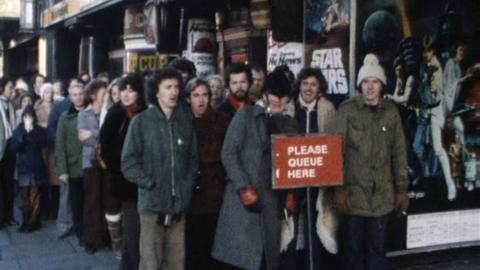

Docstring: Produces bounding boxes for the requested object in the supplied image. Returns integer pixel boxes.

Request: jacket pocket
[347,121,363,150]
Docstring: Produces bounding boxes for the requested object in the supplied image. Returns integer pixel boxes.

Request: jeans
[56,181,73,236]
[341,215,388,270]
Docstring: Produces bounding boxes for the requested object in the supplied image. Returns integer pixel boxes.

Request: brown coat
[34,100,53,128]
[189,109,229,215]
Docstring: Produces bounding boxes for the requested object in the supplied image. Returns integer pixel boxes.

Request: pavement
[0,210,119,270]
[0,203,479,270]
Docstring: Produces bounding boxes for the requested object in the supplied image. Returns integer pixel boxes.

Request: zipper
[306,109,310,134]
[168,121,176,197]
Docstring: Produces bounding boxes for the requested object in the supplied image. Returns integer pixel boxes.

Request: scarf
[124,104,144,119]
[229,94,251,111]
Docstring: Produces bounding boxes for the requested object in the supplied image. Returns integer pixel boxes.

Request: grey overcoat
[212,105,297,270]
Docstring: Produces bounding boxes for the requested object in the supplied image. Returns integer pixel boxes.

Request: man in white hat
[330,53,409,270]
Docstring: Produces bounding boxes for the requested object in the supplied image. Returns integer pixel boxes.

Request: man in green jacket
[55,83,85,245]
[122,68,198,270]
[331,54,409,270]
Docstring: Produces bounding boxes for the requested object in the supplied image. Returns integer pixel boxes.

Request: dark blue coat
[47,98,71,142]
[11,111,48,186]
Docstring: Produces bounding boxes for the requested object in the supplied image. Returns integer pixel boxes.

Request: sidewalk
[0,218,119,270]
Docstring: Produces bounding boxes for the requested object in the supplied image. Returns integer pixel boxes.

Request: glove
[394,188,409,215]
[285,192,297,214]
[332,186,349,213]
[399,37,420,76]
[239,184,261,212]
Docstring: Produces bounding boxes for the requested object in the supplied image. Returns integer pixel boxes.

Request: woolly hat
[263,69,291,98]
[356,54,386,87]
[15,80,29,92]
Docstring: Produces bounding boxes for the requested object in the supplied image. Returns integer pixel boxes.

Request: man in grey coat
[213,70,298,270]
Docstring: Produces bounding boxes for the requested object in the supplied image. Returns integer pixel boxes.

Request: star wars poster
[355,0,480,252]
[306,0,351,106]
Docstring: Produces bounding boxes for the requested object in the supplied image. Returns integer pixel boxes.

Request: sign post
[272,134,343,270]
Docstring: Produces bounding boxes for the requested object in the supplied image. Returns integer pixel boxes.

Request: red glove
[285,192,297,214]
[239,184,261,212]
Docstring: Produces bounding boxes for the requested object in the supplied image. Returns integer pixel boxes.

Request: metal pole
[306,187,314,270]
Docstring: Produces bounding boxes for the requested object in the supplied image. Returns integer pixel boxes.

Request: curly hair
[295,67,328,95]
[146,68,183,106]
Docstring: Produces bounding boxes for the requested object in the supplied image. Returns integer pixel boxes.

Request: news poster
[266,31,304,77]
[186,18,217,78]
[355,0,480,252]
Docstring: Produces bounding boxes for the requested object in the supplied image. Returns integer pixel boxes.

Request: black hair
[118,73,146,107]
[146,68,183,106]
[295,67,328,95]
[0,77,11,94]
[84,79,107,105]
[168,58,197,78]
[224,62,252,88]
[31,73,46,86]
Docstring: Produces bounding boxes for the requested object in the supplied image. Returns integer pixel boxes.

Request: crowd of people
[0,54,408,270]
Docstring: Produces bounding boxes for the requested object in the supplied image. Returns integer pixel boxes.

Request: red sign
[272,135,343,189]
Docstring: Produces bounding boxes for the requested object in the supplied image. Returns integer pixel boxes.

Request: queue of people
[0,55,408,270]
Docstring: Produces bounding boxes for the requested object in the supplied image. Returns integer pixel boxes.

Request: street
[0,204,118,270]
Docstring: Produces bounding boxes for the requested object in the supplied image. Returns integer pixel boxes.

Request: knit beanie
[356,54,386,87]
[263,69,291,98]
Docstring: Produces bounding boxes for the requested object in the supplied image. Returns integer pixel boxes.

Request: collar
[152,104,178,121]
[353,96,386,110]
[298,95,317,112]
[229,94,251,111]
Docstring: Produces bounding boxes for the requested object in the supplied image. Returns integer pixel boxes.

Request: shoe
[84,244,97,254]
[447,185,457,201]
[6,219,19,226]
[17,224,27,233]
[58,229,73,239]
[26,223,42,233]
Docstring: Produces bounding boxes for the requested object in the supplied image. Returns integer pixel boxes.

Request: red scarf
[229,94,252,111]
[124,104,143,119]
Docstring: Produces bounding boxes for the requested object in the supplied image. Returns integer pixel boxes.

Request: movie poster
[356,0,480,252]
[307,0,351,106]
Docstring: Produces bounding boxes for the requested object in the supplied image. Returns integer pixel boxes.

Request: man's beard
[233,90,247,101]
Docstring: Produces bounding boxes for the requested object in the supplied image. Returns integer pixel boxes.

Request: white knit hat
[15,80,29,92]
[356,54,386,87]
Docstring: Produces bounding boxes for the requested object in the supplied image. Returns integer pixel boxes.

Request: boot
[105,213,122,259]
[17,209,29,233]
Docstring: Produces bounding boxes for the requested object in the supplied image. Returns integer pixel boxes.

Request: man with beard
[216,63,253,120]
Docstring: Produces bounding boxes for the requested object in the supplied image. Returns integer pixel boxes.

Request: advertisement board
[355,0,480,253]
